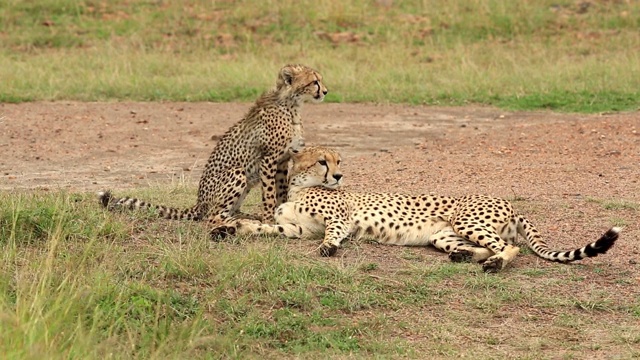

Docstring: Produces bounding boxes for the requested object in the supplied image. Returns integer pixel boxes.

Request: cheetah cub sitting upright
[99,64,328,225]
[216,146,619,273]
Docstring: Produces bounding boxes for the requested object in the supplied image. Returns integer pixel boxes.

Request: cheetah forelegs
[318,219,351,257]
[275,159,290,207]
[259,153,289,223]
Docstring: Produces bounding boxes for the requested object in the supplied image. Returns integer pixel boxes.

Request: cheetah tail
[516,215,620,262]
[97,190,202,221]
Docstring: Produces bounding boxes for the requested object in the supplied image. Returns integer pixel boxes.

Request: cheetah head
[276,64,328,104]
[289,146,343,189]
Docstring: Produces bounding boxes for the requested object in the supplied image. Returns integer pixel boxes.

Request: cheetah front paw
[319,244,338,257]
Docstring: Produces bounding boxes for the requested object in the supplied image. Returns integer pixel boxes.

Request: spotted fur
[217,146,620,272]
[99,64,328,224]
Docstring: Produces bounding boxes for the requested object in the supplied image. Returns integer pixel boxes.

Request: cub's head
[289,146,343,189]
[276,64,328,104]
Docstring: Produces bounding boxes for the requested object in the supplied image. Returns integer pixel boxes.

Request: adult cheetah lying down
[99,64,328,224]
[214,146,620,273]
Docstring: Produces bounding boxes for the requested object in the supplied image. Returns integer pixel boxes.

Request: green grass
[1,0,639,112]
[2,189,639,358]
[586,197,640,211]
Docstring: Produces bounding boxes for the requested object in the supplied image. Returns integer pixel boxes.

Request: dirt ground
[1,102,639,357]
[1,101,638,262]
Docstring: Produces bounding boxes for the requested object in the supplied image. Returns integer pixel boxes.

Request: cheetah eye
[314,80,320,86]
[318,160,327,166]
[337,160,341,165]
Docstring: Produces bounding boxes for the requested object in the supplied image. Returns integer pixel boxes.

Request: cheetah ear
[279,66,294,86]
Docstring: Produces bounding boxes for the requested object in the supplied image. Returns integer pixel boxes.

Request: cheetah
[99,64,328,225]
[215,146,620,273]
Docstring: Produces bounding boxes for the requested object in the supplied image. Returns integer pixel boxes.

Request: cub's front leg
[276,124,304,206]
[259,153,286,223]
[275,159,289,206]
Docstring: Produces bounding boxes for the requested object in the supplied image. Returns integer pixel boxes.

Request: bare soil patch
[1,102,639,357]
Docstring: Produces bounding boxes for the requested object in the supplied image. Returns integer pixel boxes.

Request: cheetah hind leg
[233,211,263,221]
[205,167,253,241]
[210,216,307,242]
[429,226,494,263]
[481,246,521,273]
[481,220,522,272]
[449,219,522,273]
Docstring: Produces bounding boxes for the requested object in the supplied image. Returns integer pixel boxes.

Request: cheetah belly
[243,146,265,188]
[352,212,449,246]
[346,191,453,247]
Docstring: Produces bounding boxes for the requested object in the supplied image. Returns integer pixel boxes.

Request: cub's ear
[278,65,295,86]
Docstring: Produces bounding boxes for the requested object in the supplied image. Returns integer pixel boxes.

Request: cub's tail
[98,190,202,221]
[516,215,619,262]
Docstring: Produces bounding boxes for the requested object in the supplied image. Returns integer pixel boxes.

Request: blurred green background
[1,0,639,112]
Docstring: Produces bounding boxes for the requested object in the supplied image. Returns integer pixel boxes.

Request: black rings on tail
[518,213,620,263]
[98,190,114,208]
[532,226,620,263]
[581,227,620,258]
[97,190,202,221]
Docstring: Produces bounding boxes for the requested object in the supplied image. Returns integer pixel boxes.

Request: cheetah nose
[333,173,343,182]
[322,89,328,95]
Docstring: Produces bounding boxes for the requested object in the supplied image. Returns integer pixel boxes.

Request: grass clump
[586,197,639,211]
[0,191,405,357]
[1,189,639,358]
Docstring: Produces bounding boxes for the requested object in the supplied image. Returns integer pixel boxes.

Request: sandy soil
[1,102,639,357]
